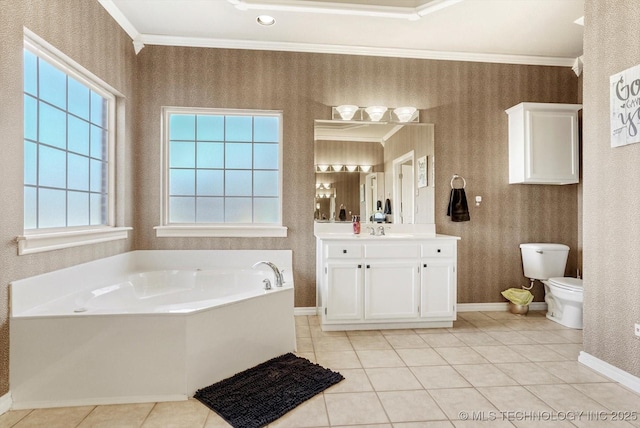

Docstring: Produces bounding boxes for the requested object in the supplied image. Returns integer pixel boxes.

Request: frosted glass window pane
[39,145,66,188]
[90,91,106,126]
[196,197,224,222]
[24,50,37,96]
[38,188,66,228]
[170,197,195,223]
[24,186,37,229]
[90,159,106,193]
[197,142,223,168]
[170,115,195,140]
[254,198,279,223]
[225,116,252,142]
[197,170,223,196]
[90,125,106,160]
[225,198,252,223]
[254,143,278,169]
[225,143,252,169]
[68,77,90,120]
[254,171,278,197]
[197,115,224,141]
[170,169,195,195]
[68,116,89,155]
[39,60,66,109]
[225,170,251,196]
[90,193,106,225]
[24,141,37,185]
[24,95,37,141]
[68,153,89,191]
[68,191,89,226]
[254,116,279,142]
[170,141,195,168]
[39,102,66,149]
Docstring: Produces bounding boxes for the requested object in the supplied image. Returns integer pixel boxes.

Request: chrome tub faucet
[252,261,284,287]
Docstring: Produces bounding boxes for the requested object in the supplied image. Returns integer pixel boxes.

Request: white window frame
[17,28,130,255]
[155,106,287,238]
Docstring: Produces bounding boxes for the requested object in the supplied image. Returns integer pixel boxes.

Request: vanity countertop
[315,232,460,241]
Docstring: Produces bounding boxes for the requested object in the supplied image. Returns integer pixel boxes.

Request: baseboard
[0,392,12,415]
[299,304,546,316]
[578,351,640,394]
[457,302,547,312]
[294,307,318,316]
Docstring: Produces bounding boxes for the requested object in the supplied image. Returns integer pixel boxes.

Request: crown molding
[227,0,464,20]
[98,0,146,53]
[140,34,576,67]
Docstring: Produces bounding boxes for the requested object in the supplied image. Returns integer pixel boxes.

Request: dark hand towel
[447,188,470,222]
[384,198,392,214]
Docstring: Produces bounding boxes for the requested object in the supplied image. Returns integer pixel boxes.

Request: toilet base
[546,306,583,329]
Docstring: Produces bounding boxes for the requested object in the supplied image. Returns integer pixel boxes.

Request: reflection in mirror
[314,120,434,224]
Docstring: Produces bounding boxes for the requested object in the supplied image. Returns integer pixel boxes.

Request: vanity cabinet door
[420,260,456,319]
[325,261,363,321]
[364,262,419,320]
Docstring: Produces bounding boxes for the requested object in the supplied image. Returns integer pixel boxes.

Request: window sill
[154,225,288,238]
[16,226,132,255]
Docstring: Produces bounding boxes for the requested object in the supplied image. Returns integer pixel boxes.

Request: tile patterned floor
[1,311,639,427]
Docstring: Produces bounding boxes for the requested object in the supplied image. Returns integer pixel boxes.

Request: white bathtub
[10,250,296,409]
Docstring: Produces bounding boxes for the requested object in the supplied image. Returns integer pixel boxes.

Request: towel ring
[450,174,466,189]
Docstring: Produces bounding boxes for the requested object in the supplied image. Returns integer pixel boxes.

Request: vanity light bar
[315,165,373,173]
[332,105,419,123]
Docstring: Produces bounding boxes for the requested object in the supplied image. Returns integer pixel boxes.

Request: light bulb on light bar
[360,165,372,173]
[365,105,387,122]
[323,183,331,188]
[317,165,329,172]
[394,106,417,122]
[346,165,358,172]
[315,183,321,189]
[332,164,343,172]
[335,105,359,120]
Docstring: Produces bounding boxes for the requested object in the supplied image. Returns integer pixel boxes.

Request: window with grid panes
[163,108,282,227]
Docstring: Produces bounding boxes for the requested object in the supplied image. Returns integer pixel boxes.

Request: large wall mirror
[314,120,435,224]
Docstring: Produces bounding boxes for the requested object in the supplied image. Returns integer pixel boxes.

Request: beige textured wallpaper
[135,47,580,308]
[0,0,136,395]
[583,0,640,377]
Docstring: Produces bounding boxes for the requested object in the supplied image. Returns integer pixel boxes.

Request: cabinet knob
[437,249,441,253]
[423,263,427,268]
[343,249,347,254]
[358,264,362,269]
[366,264,371,269]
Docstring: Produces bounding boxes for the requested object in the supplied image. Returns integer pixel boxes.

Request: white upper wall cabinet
[506,103,582,185]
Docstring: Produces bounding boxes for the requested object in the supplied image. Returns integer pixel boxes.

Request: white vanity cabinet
[317,234,459,330]
[506,102,582,185]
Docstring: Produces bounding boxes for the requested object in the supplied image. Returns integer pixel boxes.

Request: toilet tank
[520,243,569,280]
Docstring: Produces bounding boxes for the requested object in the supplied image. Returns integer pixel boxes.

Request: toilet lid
[549,277,583,291]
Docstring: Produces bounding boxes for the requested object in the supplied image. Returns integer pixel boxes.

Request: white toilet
[520,243,584,329]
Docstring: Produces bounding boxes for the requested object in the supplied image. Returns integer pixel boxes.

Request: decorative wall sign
[417,156,427,188]
[610,63,640,147]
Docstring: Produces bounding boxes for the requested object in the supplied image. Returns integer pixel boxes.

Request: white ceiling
[99,0,584,66]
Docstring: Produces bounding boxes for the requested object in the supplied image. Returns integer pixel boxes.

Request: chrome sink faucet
[252,261,284,287]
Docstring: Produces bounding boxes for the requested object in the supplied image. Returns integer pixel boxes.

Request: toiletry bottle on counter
[352,215,360,234]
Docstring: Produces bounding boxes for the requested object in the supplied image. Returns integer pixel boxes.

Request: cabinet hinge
[325,266,327,274]
[324,307,327,315]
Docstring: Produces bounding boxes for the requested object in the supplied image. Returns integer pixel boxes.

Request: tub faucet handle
[263,278,272,290]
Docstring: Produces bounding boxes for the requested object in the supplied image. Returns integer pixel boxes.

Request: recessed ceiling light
[256,15,275,26]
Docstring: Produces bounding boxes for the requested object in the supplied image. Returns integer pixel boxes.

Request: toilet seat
[548,277,583,292]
